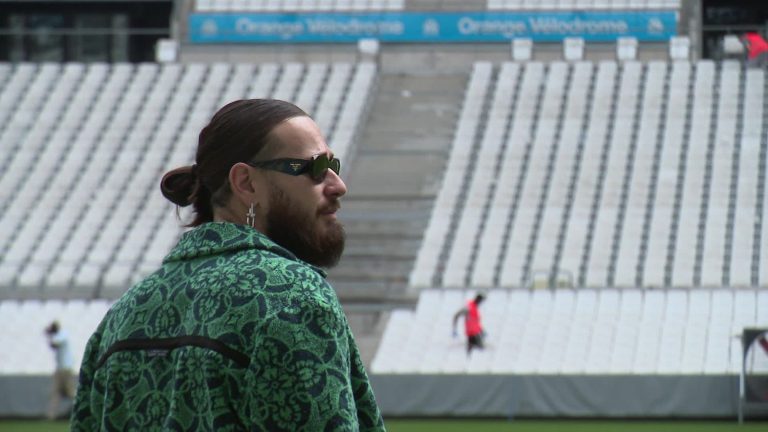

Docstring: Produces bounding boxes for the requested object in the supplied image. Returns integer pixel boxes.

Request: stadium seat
[642,61,691,287]
[563,38,585,61]
[700,62,741,287]
[512,38,533,61]
[669,36,691,61]
[410,62,493,288]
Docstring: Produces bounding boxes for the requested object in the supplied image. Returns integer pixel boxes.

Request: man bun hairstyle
[160,99,307,227]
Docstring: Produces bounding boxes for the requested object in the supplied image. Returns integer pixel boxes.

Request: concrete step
[342,220,426,237]
[341,310,392,369]
[344,237,421,258]
[332,70,468,304]
[330,256,413,281]
[341,197,434,218]
[330,280,412,302]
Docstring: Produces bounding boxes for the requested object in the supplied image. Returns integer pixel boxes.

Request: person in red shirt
[452,293,486,355]
[741,32,768,68]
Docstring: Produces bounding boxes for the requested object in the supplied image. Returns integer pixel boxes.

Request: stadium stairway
[326,71,468,303]
[325,71,469,366]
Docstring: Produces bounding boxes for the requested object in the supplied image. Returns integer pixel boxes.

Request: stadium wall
[370,374,742,418]
[0,374,745,419]
[0,376,59,418]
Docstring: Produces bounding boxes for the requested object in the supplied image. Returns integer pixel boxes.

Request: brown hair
[160,99,307,226]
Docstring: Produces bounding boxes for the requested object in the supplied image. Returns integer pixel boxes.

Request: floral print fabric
[71,222,385,431]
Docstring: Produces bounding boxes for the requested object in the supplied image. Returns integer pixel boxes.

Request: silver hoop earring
[246,203,256,228]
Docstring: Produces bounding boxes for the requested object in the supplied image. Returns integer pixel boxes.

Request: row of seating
[196,0,404,12]
[489,0,680,9]
[372,288,768,374]
[194,0,678,12]
[410,60,768,289]
[0,61,377,299]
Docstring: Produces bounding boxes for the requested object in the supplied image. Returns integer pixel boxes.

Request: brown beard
[264,184,345,268]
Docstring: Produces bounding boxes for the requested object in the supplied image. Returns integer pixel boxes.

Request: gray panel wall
[370,374,743,418]
[1,373,763,420]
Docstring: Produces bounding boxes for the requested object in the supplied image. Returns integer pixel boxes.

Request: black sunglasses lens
[310,155,327,181]
[310,155,340,181]
[329,158,340,174]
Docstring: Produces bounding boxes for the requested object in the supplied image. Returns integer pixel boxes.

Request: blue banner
[189,11,677,44]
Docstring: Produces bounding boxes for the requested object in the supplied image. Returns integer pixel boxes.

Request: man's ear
[228,162,259,205]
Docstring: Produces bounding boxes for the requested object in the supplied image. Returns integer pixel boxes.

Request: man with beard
[71,99,385,431]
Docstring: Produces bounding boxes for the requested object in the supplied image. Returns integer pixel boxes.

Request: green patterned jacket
[71,222,385,431]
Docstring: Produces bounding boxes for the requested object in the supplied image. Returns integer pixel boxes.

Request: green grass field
[1,419,765,432]
[385,419,766,432]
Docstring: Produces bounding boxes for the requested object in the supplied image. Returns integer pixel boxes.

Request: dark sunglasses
[246,153,341,182]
